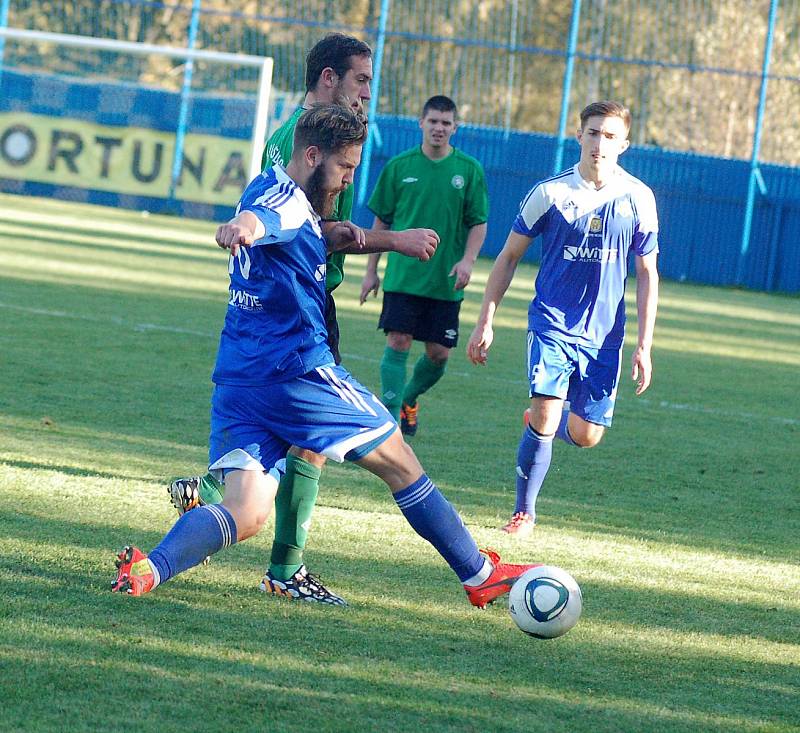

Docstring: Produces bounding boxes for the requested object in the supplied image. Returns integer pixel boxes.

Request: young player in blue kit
[467,101,659,538]
[112,104,538,608]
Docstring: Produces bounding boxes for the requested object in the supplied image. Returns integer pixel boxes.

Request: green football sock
[198,473,225,504]
[380,346,409,420]
[403,354,446,406]
[269,454,322,581]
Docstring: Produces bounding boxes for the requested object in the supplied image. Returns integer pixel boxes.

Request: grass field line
[1,298,797,427]
[0,301,212,337]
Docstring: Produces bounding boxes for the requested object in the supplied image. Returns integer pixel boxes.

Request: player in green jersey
[168,34,439,605]
[359,95,489,435]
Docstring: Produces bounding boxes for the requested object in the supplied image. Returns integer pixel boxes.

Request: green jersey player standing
[169,34,439,605]
[360,95,489,435]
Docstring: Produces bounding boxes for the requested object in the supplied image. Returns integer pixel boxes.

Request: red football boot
[465,549,541,609]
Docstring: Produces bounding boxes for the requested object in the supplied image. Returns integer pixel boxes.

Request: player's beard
[305,164,338,218]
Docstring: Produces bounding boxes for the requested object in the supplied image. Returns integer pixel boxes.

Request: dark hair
[293,104,368,155]
[305,34,372,92]
[579,100,631,133]
[421,94,458,119]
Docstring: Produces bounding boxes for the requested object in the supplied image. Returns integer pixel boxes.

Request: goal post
[0,27,274,214]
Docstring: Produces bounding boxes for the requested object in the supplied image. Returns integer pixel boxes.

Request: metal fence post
[503,0,519,137]
[553,0,581,174]
[357,0,391,208]
[737,0,779,285]
[168,0,202,205]
[0,0,11,84]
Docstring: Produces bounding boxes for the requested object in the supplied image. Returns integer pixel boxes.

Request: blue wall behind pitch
[2,70,799,293]
[352,115,800,293]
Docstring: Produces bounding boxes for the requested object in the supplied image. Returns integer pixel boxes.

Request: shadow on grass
[0,458,154,483]
[3,585,799,732]
[2,507,798,650]
[1,556,797,733]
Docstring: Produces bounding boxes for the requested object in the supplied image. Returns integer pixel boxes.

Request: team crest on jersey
[315,264,327,281]
[451,175,465,189]
[589,216,603,233]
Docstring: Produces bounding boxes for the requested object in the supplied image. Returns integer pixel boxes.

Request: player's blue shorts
[526,330,622,427]
[208,364,397,477]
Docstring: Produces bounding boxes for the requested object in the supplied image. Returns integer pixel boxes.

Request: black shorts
[378,291,462,348]
[325,290,342,365]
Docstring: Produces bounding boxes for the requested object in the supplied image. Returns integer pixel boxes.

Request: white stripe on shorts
[323,420,396,463]
[317,366,378,417]
[526,330,534,381]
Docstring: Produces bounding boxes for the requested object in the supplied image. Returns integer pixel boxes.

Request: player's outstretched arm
[215,211,265,256]
[466,231,531,365]
[631,250,659,395]
[340,226,440,260]
[324,220,366,251]
[450,222,487,290]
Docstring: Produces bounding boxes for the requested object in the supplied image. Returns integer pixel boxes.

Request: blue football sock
[393,474,484,583]
[555,409,578,446]
[515,425,554,519]
[148,504,237,584]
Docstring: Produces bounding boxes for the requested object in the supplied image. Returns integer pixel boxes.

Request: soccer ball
[508,565,582,638]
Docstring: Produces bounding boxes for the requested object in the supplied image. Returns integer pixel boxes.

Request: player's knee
[425,343,449,366]
[289,446,327,467]
[572,427,604,448]
[387,332,412,351]
[230,501,271,540]
[360,429,423,490]
[222,471,276,540]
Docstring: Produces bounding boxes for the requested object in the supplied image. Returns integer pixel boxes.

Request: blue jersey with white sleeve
[513,164,658,349]
[212,165,334,386]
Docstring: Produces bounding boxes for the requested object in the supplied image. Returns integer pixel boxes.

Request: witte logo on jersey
[451,175,465,189]
[315,263,327,281]
[228,289,262,310]
[563,244,619,263]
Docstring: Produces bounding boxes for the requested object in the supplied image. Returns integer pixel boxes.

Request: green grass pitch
[0,192,798,732]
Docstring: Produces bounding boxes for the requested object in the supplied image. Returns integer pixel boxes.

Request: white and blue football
[508,565,582,638]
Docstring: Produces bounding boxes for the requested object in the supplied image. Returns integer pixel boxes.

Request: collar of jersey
[572,163,622,192]
[418,145,456,164]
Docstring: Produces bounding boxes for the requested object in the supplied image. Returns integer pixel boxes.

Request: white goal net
[0,27,278,218]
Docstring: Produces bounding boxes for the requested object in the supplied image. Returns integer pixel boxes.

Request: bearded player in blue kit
[467,100,659,538]
[111,104,539,608]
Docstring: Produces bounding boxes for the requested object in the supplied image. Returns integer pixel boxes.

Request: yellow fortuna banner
[0,112,252,204]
